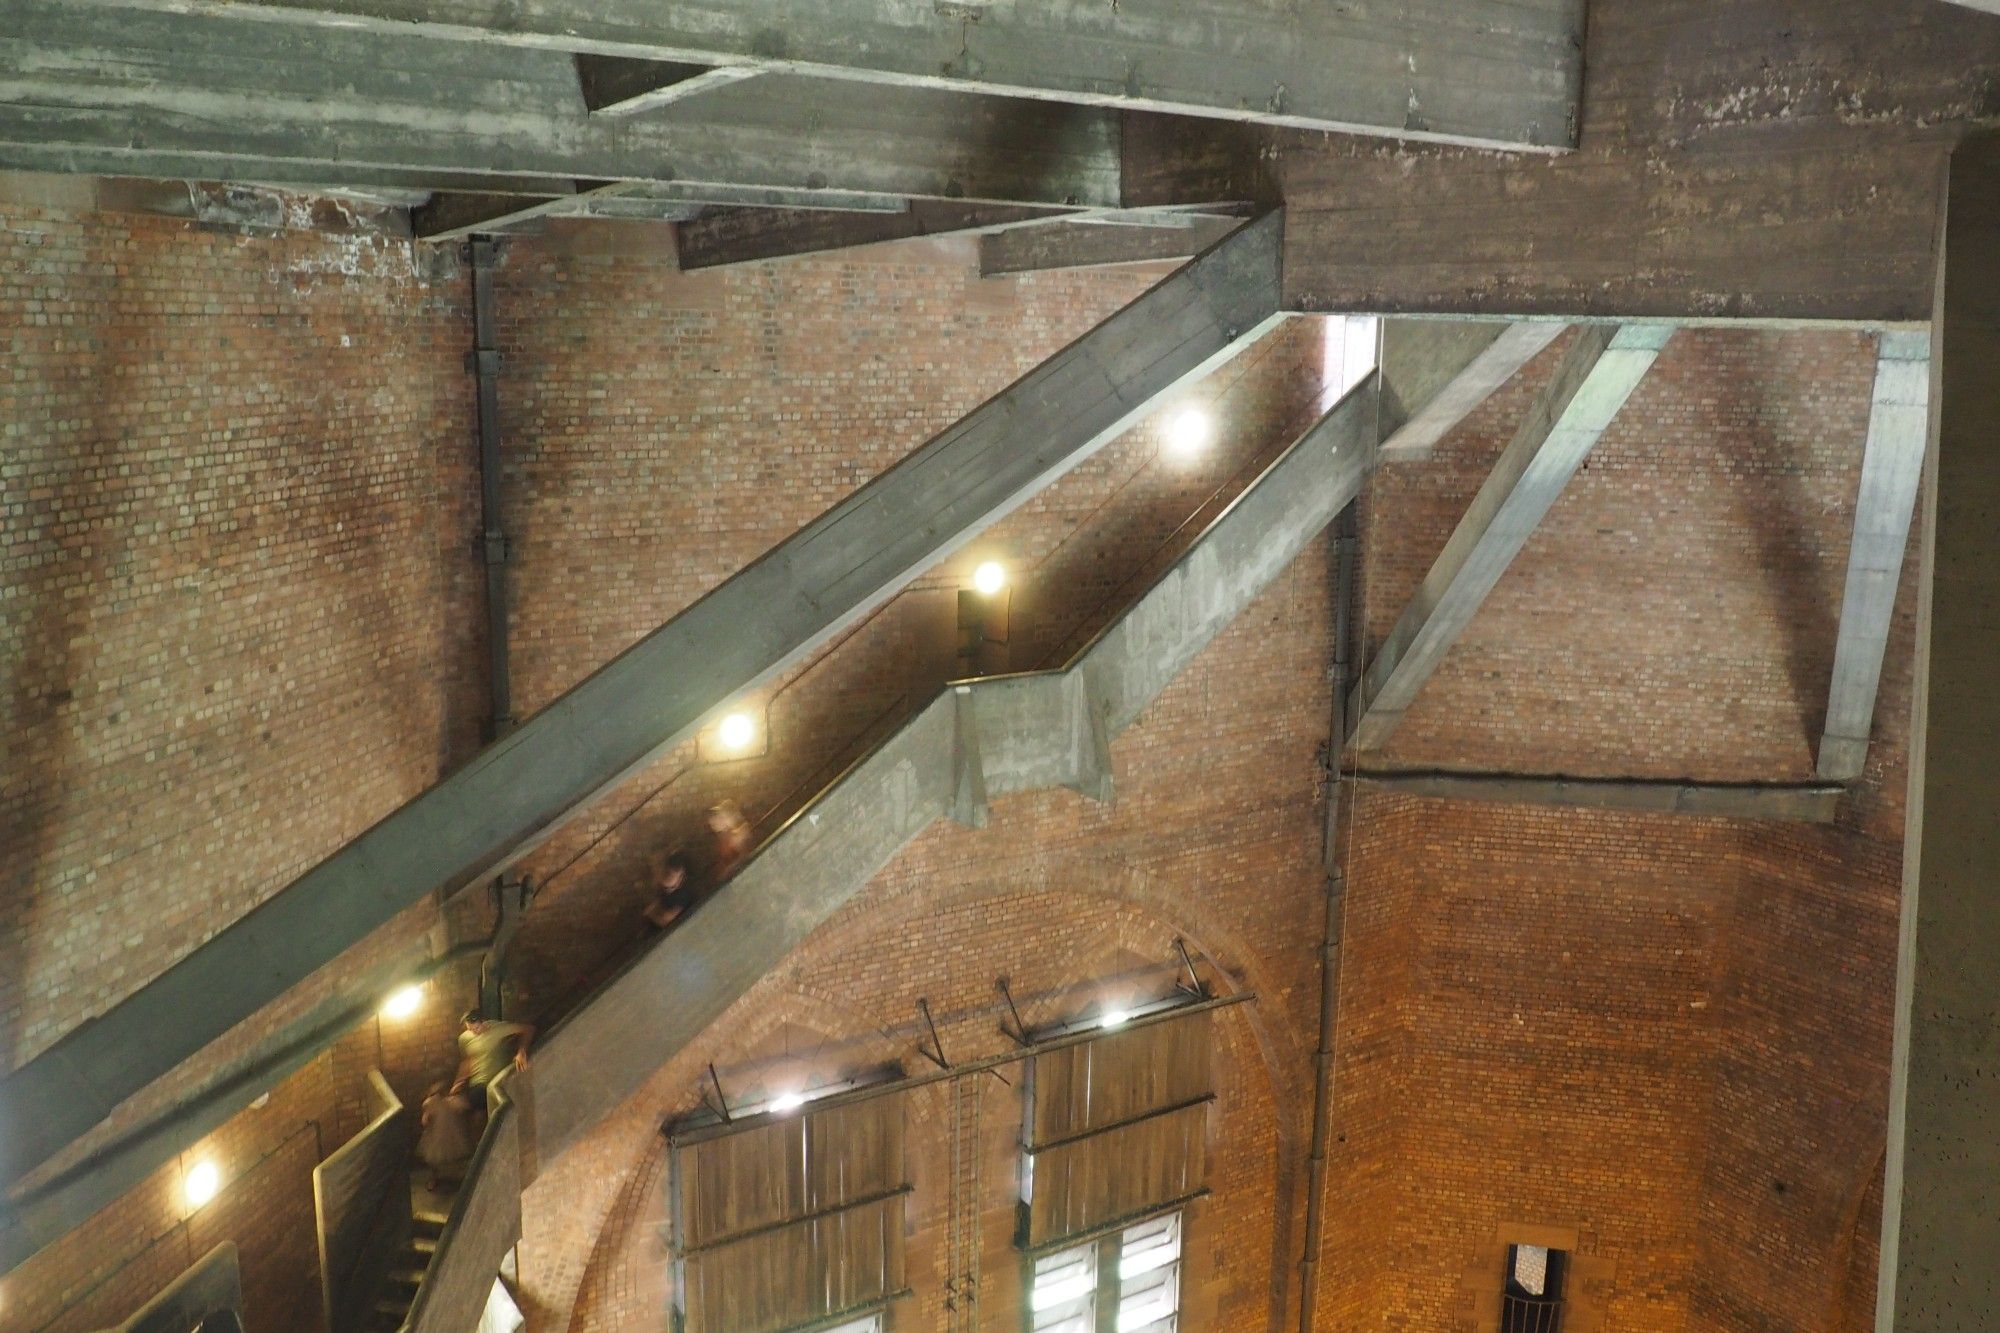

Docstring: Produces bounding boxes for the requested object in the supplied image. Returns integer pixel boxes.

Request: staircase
[367,1207,447,1333]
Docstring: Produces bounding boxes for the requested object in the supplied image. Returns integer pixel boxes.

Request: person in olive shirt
[451,1008,533,1111]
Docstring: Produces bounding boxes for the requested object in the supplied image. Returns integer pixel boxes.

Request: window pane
[820,1317,883,1333]
[1512,1244,1550,1297]
[1032,1241,1098,1333]
[1119,1213,1182,1280]
[1117,1213,1182,1333]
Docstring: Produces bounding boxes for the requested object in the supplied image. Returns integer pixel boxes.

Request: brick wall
[0,193,481,1332]
[487,225,1334,1037]
[1,204,1338,1331]
[531,540,1337,1330]
[1313,326,1915,1332]
[0,199,473,1082]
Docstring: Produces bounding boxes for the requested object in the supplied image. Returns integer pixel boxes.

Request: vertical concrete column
[1879,134,2000,1329]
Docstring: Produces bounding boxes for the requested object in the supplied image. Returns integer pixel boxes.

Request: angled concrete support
[676,202,1061,271]
[87,0,1588,148]
[1348,325,1673,752]
[1378,322,1568,459]
[572,53,759,117]
[1879,134,2000,1330]
[0,215,1288,1193]
[528,371,1381,1160]
[979,218,1244,277]
[1816,331,1932,781]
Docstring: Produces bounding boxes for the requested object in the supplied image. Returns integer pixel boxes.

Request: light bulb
[1164,406,1213,458]
[1099,1009,1131,1030]
[972,561,1007,596]
[769,1090,806,1114]
[184,1160,221,1208]
[381,985,423,1020]
[718,711,757,751]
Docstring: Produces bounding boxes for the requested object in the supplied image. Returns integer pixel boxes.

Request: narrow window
[1501,1244,1567,1333]
[1114,1212,1183,1333]
[1030,1241,1098,1333]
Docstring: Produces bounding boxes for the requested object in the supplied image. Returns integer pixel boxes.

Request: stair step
[413,1209,450,1229]
[412,1236,438,1256]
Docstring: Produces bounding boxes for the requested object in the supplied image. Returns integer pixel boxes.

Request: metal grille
[1500,1292,1564,1333]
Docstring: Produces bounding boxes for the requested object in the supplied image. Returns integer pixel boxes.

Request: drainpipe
[1300,502,1359,1333]
[468,236,514,740]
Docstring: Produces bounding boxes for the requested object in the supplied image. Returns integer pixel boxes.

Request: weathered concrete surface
[0,1,1126,207]
[0,216,1288,1194]
[85,0,1587,148]
[1878,133,2000,1331]
[529,378,1381,1159]
[1349,326,1672,752]
[1279,0,2000,321]
[1817,332,1931,781]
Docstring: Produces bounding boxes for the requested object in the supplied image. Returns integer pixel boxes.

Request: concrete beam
[1879,133,2000,1330]
[0,214,1289,1193]
[0,3,1124,208]
[1378,321,1567,459]
[571,53,759,117]
[979,217,1243,277]
[1816,331,1932,781]
[676,202,1063,271]
[86,0,1587,149]
[529,368,1380,1160]
[1349,768,1843,823]
[1348,325,1674,752]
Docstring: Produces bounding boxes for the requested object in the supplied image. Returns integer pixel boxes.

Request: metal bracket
[997,977,1031,1047]
[702,1062,732,1123]
[482,531,510,566]
[916,998,950,1071]
[1174,937,1209,999]
[464,347,504,377]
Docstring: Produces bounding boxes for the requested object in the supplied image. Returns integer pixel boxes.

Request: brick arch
[1823,1137,1887,1332]
[801,853,1312,1117]
[560,858,1314,1332]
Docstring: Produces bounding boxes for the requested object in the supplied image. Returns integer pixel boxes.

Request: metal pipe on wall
[1299,499,1360,1332]
[468,236,514,739]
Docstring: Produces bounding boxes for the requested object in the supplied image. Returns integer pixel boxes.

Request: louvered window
[668,1097,906,1333]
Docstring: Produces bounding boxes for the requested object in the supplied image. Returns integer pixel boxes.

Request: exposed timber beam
[529,361,1379,1161]
[0,214,1291,1192]
[1349,768,1844,823]
[1816,331,1932,780]
[1378,321,1568,459]
[1879,132,2000,1329]
[1942,0,2000,13]
[1348,325,1674,752]
[85,0,1587,149]
[0,3,1124,208]
[980,217,1244,277]
[572,52,759,117]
